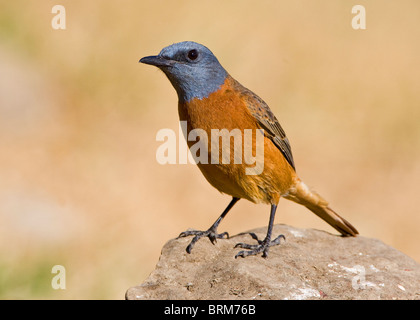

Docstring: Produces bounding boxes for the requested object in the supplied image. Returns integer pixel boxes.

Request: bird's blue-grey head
[139,41,228,102]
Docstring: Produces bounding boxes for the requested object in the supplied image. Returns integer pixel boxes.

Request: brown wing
[231,78,296,171]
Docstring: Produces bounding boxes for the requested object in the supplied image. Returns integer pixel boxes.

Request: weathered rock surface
[126,224,420,300]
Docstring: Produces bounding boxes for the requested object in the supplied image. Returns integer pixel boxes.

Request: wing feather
[231,78,296,171]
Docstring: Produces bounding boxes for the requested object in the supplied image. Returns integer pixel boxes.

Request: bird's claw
[234,233,285,258]
[178,229,229,253]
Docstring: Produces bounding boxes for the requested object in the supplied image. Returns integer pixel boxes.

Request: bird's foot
[177,228,229,254]
[234,232,285,258]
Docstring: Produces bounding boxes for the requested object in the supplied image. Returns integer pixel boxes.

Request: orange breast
[178,77,296,204]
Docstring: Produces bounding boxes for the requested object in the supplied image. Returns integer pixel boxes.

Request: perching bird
[140,41,358,258]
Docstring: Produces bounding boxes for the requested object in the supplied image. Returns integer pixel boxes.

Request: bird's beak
[139,55,173,67]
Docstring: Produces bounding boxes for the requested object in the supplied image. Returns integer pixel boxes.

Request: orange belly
[178,78,296,204]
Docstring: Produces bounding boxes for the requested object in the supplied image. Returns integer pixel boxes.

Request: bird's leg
[235,204,285,258]
[178,197,240,254]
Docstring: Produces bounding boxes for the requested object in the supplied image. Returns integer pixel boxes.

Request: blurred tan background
[0,0,419,299]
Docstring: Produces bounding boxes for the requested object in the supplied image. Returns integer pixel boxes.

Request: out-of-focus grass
[0,0,419,299]
[0,261,52,298]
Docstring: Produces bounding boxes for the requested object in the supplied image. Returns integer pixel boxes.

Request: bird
[139,41,358,258]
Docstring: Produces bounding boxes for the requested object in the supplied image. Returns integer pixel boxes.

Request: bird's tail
[284,179,358,236]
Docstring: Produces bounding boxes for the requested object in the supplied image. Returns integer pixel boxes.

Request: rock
[126,224,420,300]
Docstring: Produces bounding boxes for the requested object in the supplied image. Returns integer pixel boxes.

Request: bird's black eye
[187,49,199,61]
